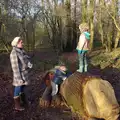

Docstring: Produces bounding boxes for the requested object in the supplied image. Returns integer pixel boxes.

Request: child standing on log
[76,23,90,73]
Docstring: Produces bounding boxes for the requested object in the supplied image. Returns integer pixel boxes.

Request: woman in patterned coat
[10,37,32,111]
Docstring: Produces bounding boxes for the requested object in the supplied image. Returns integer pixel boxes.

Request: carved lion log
[60,72,120,120]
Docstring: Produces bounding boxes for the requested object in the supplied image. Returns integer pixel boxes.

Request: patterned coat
[10,47,32,86]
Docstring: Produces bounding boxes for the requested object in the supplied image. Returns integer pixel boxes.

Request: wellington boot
[14,97,25,111]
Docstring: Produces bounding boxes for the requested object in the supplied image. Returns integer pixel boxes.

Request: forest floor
[0,49,120,120]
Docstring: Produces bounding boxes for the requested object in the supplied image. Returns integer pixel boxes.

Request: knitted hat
[11,37,20,47]
[84,32,90,40]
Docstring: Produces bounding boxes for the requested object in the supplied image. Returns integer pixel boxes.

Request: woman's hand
[28,62,33,68]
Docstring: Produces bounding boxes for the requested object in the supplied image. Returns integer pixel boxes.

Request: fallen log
[60,72,120,120]
[39,71,119,120]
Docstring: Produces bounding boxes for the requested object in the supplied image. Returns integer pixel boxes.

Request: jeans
[78,52,88,72]
[14,85,25,97]
[51,81,58,96]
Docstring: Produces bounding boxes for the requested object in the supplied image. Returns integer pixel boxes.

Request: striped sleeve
[10,50,23,81]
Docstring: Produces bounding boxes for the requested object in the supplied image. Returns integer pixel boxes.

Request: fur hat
[79,23,89,33]
[11,37,20,47]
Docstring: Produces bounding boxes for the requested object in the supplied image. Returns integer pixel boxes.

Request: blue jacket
[53,69,72,85]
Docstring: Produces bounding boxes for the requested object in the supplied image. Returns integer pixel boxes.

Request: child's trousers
[51,81,58,96]
[77,52,88,73]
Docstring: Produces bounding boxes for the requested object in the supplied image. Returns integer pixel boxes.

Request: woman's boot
[14,97,25,111]
[20,92,27,107]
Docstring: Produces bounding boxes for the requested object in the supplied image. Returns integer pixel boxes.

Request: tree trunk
[81,0,87,22]
[98,0,104,47]
[114,31,120,49]
[65,0,72,52]
[89,0,95,50]
[72,0,77,50]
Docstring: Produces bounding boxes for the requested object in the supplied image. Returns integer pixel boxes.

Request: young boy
[51,65,71,96]
[76,23,90,73]
[40,65,72,107]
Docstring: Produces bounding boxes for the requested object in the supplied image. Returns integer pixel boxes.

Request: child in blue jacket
[51,65,72,96]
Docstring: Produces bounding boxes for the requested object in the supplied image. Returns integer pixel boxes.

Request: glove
[28,62,33,68]
[62,77,67,81]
